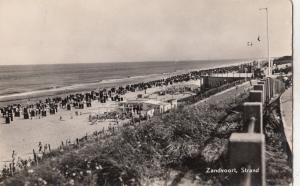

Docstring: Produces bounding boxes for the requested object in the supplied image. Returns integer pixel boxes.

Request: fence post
[243,102,263,133]
[275,80,279,95]
[228,100,265,186]
[257,80,268,102]
[265,78,270,101]
[270,79,273,98]
[249,91,263,104]
[229,133,266,186]
[253,84,265,104]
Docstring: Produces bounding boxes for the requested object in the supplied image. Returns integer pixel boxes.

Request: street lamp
[259,7,271,76]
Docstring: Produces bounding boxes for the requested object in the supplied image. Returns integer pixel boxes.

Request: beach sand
[0,80,195,168]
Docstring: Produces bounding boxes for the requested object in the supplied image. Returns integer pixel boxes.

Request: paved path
[193,80,255,107]
[280,87,293,152]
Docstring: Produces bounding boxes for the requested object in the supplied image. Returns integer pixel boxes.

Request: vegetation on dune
[264,100,293,186]
[2,81,292,186]
[1,89,248,186]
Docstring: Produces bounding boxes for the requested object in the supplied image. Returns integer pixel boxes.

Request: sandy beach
[0,79,197,168]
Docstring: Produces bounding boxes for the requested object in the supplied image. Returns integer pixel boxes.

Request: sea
[0,60,248,97]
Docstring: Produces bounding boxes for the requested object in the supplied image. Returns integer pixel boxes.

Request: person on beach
[38,142,42,153]
[48,144,51,152]
[11,150,16,163]
[32,149,37,164]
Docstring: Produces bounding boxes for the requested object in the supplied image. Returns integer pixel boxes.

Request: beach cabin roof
[123,98,171,107]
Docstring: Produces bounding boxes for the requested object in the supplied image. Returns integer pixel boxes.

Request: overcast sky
[0,0,292,65]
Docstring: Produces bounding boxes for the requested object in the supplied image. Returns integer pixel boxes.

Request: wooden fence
[228,77,285,186]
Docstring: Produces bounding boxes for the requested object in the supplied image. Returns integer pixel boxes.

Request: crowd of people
[1,62,256,125]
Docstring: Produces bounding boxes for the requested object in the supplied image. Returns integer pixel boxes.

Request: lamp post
[259,7,271,76]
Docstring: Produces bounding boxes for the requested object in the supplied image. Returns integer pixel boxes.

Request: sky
[0,0,292,65]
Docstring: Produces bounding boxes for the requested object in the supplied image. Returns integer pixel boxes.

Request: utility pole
[259,7,271,76]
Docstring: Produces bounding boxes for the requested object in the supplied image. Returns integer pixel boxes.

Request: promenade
[280,87,293,152]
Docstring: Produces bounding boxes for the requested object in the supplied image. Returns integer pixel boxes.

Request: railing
[228,77,285,186]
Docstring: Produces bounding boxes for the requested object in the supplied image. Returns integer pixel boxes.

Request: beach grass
[0,83,250,185]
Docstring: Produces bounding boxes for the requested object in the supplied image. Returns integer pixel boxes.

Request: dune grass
[1,87,250,186]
